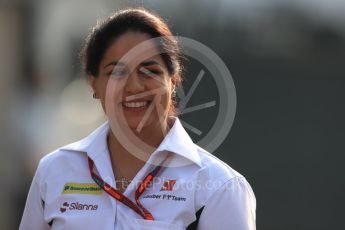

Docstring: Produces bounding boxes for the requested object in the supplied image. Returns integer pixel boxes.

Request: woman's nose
[124,71,145,94]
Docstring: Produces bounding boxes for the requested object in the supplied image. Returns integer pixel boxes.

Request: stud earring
[93,93,97,99]
[172,90,177,98]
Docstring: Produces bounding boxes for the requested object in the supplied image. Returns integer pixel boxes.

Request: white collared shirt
[20,118,256,230]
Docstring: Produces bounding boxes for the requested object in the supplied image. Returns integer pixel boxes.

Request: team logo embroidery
[60,201,98,213]
[160,180,176,191]
[62,182,103,195]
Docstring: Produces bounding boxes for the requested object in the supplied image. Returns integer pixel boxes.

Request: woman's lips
[121,100,151,112]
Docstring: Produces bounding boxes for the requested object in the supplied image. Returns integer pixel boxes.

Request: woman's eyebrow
[103,61,126,69]
[140,60,161,67]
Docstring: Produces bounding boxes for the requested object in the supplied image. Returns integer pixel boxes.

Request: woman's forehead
[101,31,165,68]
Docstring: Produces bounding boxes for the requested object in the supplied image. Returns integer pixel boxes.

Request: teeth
[123,101,148,108]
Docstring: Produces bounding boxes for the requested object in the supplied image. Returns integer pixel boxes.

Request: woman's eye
[110,69,128,77]
[139,67,160,77]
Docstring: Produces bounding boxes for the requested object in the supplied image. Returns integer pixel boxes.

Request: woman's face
[89,31,174,133]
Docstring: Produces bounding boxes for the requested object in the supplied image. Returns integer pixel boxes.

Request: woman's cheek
[103,79,125,116]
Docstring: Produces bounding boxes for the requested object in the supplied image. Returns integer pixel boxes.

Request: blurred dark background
[1,0,344,229]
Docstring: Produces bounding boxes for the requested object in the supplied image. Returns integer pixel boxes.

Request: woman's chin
[125,117,151,132]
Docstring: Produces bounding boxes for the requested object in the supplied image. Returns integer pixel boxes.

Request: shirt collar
[60,118,202,167]
[153,118,202,167]
[60,122,109,160]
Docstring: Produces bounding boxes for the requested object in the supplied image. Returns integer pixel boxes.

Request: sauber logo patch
[60,201,98,213]
[160,180,176,191]
[62,183,103,195]
[142,194,187,202]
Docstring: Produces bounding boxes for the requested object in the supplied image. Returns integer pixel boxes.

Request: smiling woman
[20,7,256,230]
[92,31,174,133]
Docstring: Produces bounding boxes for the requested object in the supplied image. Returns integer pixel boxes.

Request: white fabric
[20,118,256,230]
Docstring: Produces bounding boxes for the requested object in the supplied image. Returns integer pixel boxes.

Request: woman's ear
[171,79,176,96]
[88,75,97,92]
[171,73,179,90]
[88,75,99,99]
[171,83,176,92]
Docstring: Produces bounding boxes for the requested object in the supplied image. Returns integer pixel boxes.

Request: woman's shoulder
[37,122,109,173]
[35,141,88,180]
[194,144,246,183]
[192,145,255,213]
[41,141,85,163]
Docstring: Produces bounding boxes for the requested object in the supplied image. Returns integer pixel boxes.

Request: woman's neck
[107,120,169,186]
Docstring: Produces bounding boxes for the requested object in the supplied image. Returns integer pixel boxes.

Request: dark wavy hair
[80,8,181,80]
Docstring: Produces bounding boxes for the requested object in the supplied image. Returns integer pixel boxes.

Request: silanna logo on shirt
[60,201,98,213]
